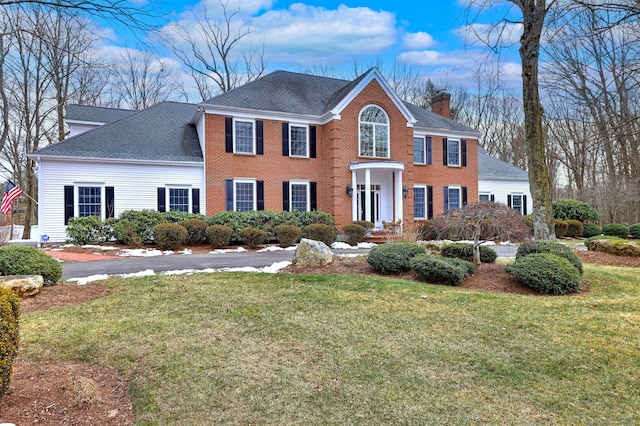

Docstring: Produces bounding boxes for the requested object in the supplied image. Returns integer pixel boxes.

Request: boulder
[292,238,335,267]
[0,275,44,297]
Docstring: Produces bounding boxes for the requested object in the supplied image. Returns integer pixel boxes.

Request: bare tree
[162,0,267,99]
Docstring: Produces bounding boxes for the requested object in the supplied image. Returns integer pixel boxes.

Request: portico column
[365,168,371,223]
[351,170,357,222]
[395,170,403,223]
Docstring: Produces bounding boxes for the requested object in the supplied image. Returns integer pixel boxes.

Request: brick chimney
[432,92,451,119]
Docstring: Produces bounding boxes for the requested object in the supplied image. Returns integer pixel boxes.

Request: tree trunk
[517,1,556,240]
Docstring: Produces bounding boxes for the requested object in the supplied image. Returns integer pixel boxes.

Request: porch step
[366,230,394,244]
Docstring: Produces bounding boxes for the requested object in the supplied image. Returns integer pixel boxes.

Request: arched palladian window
[359,105,389,158]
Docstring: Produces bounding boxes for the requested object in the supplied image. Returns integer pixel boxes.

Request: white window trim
[289,123,309,158]
[447,185,462,210]
[358,104,390,159]
[447,138,461,167]
[233,118,255,155]
[166,185,192,213]
[234,178,257,212]
[75,183,106,220]
[511,193,524,214]
[289,180,310,212]
[413,136,426,165]
[479,192,491,202]
[414,184,427,220]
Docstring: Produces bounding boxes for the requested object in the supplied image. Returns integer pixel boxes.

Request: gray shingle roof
[478,148,528,180]
[403,102,477,134]
[65,104,135,123]
[34,102,202,162]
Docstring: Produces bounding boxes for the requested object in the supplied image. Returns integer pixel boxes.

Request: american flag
[1,181,23,215]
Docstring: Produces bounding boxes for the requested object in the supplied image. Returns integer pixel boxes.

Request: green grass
[19,265,640,425]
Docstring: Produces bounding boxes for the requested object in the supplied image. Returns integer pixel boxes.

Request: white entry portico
[349,161,405,229]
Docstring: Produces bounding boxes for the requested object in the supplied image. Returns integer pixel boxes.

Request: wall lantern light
[346,185,353,197]
[402,185,409,198]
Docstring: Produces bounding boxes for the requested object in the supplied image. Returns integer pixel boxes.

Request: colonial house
[30,69,514,242]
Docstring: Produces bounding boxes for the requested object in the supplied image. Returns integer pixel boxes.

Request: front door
[357,184,381,226]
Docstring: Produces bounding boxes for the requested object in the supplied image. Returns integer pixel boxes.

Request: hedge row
[0,287,20,397]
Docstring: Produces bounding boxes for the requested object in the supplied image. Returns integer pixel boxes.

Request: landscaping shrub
[409,255,466,285]
[303,223,336,246]
[205,225,232,249]
[416,220,436,241]
[554,220,568,238]
[0,246,62,286]
[152,223,187,250]
[352,220,374,234]
[66,216,110,245]
[179,219,208,245]
[274,225,301,248]
[239,228,266,248]
[163,211,207,224]
[602,223,630,239]
[0,287,19,397]
[367,242,426,275]
[505,253,582,294]
[552,199,601,223]
[119,209,167,242]
[343,224,367,246]
[582,223,602,238]
[111,219,143,246]
[565,220,584,239]
[442,257,476,277]
[440,242,497,264]
[515,240,583,274]
[628,223,640,239]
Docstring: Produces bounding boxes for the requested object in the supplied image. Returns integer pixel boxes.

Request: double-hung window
[290,125,308,157]
[235,179,256,212]
[447,139,460,166]
[359,105,389,158]
[290,181,309,212]
[413,136,432,164]
[446,186,461,211]
[234,120,254,154]
[414,185,426,219]
[169,188,189,212]
[510,194,523,214]
[78,186,102,217]
[479,193,491,202]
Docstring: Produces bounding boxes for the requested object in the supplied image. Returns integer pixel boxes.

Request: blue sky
[100,0,523,90]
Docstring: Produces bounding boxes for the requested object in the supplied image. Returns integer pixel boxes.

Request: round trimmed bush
[505,253,582,294]
[274,225,301,248]
[628,223,640,239]
[352,220,374,234]
[0,246,62,286]
[179,219,208,245]
[565,220,584,239]
[367,242,426,275]
[440,242,497,264]
[552,199,601,223]
[153,223,187,250]
[343,224,367,247]
[206,224,232,249]
[112,219,142,246]
[602,223,629,239]
[303,224,336,246]
[442,257,475,277]
[515,240,583,274]
[239,227,266,248]
[582,223,602,238]
[554,220,568,238]
[410,255,466,286]
[0,287,19,397]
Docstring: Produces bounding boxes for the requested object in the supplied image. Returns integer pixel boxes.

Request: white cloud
[197,0,275,16]
[402,32,435,50]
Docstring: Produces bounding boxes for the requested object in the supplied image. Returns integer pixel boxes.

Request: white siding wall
[478,178,532,215]
[68,123,101,137]
[37,158,204,242]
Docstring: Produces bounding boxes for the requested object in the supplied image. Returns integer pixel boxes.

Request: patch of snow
[257,245,297,252]
[209,247,248,254]
[68,274,110,285]
[181,248,193,255]
[118,248,165,257]
[82,245,118,250]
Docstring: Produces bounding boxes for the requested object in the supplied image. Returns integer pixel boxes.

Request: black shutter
[310,182,317,211]
[282,123,289,156]
[442,138,448,165]
[507,194,512,208]
[105,186,115,218]
[461,140,467,167]
[462,186,468,206]
[256,120,264,155]
[426,137,432,164]
[282,181,290,211]
[225,117,233,153]
[490,194,495,202]
[192,188,200,214]
[427,185,433,219]
[225,179,234,211]
[310,126,317,158]
[443,186,449,213]
[64,185,74,225]
[157,188,166,212]
[257,181,264,210]
[523,195,528,215]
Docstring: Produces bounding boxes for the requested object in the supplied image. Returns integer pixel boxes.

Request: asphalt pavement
[61,245,519,280]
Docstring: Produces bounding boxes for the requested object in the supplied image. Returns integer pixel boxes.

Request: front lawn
[18,265,640,424]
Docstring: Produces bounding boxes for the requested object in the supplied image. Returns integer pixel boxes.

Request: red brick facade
[204,78,478,231]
